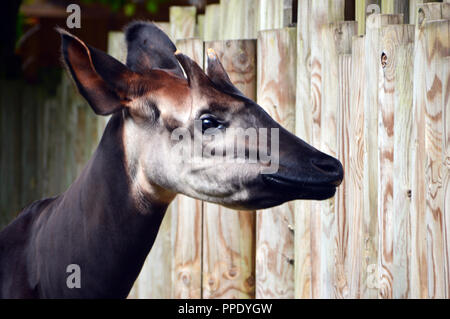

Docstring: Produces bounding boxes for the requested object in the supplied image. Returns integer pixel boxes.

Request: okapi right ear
[175,52,211,89]
[205,48,244,97]
[58,28,136,115]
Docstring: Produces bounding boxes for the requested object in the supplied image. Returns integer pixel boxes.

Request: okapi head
[58,22,343,211]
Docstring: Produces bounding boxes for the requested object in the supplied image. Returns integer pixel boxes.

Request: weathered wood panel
[410,12,429,299]
[346,36,366,299]
[381,0,410,23]
[360,13,398,299]
[356,0,382,35]
[335,53,352,298]
[171,196,203,298]
[392,42,414,299]
[202,39,257,299]
[309,1,345,299]
[196,14,205,40]
[423,19,449,299]
[442,57,450,300]
[363,13,403,299]
[294,0,312,299]
[220,0,258,40]
[257,0,289,32]
[204,4,221,42]
[321,21,357,299]
[378,24,414,299]
[256,28,297,299]
[170,6,196,41]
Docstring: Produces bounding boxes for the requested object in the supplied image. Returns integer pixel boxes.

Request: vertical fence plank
[196,14,205,40]
[336,53,352,298]
[382,0,410,23]
[171,195,203,298]
[363,13,403,299]
[321,21,357,299]
[220,0,258,40]
[309,0,345,299]
[294,0,312,299]
[257,0,284,31]
[346,36,366,298]
[424,20,449,299]
[442,57,450,299]
[410,13,429,299]
[378,24,414,299]
[170,6,197,41]
[356,0,382,35]
[256,28,297,299]
[204,4,221,42]
[202,40,257,299]
[171,38,204,299]
[392,42,415,299]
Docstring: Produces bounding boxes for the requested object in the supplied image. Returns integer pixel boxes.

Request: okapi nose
[311,156,344,186]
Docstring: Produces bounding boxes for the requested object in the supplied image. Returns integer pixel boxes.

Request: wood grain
[347,36,366,298]
[356,0,382,35]
[382,0,410,23]
[202,39,257,299]
[410,14,429,299]
[220,0,258,40]
[294,0,312,299]
[424,20,449,299]
[393,42,414,299]
[442,57,450,300]
[336,53,352,298]
[309,1,344,298]
[378,24,414,299]
[321,21,357,299]
[256,28,297,299]
[204,4,221,42]
[363,13,403,299]
[170,6,196,41]
[171,196,203,298]
[257,0,284,32]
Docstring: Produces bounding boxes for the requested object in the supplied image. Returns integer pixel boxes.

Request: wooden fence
[1,0,449,299]
[126,0,450,299]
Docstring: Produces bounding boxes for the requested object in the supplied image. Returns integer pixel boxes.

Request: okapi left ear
[174,52,211,89]
[58,28,137,115]
[205,48,244,97]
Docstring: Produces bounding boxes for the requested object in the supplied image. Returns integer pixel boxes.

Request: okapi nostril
[312,160,336,174]
[311,157,343,183]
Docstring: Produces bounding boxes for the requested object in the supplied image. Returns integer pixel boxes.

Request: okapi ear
[174,52,211,89]
[58,28,136,115]
[124,21,184,78]
[205,48,244,97]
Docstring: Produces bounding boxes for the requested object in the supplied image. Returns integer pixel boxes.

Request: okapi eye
[200,115,224,134]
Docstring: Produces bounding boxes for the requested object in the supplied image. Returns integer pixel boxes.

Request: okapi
[0,22,343,298]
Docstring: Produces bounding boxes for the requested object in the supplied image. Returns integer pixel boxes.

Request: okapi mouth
[261,153,344,202]
[261,173,338,201]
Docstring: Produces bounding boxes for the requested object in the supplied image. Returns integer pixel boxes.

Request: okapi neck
[52,113,170,298]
